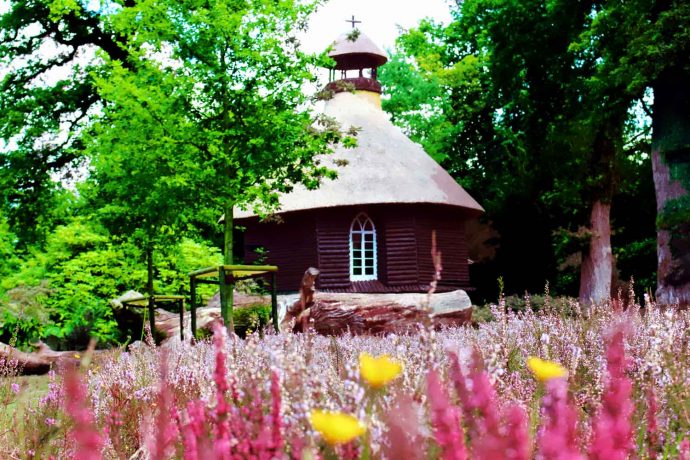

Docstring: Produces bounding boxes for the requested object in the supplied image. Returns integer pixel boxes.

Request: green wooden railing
[189,265,279,337]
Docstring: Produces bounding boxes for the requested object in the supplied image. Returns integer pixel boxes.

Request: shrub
[0,218,222,349]
[233,304,271,338]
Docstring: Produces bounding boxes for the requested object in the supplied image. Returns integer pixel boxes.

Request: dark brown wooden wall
[240,204,472,292]
[415,208,470,289]
[384,214,418,286]
[242,213,318,291]
[313,206,405,290]
[315,210,351,290]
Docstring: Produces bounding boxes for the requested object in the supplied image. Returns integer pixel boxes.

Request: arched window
[350,213,377,281]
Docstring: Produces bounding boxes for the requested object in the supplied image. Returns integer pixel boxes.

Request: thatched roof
[235,91,483,219]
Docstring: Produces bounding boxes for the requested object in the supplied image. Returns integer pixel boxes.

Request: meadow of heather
[2,296,690,459]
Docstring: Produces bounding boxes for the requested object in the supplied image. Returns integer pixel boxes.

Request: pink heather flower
[63,370,103,460]
[448,351,528,459]
[181,400,209,460]
[427,369,467,460]
[270,369,283,452]
[537,378,583,460]
[503,405,531,460]
[463,349,499,439]
[448,349,501,440]
[339,441,360,460]
[212,324,232,460]
[646,385,659,460]
[246,381,279,456]
[40,370,61,408]
[11,383,20,394]
[679,438,690,460]
[289,433,305,460]
[448,352,473,425]
[45,417,56,426]
[382,394,425,460]
[148,353,178,460]
[589,327,634,460]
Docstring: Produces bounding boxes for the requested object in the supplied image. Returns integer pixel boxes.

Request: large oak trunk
[652,149,690,306]
[579,200,613,304]
[651,66,690,306]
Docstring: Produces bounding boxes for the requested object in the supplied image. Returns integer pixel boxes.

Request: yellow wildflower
[527,356,568,382]
[359,352,403,389]
[73,353,81,359]
[309,410,366,445]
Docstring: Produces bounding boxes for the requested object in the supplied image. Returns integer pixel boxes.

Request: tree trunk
[651,66,690,306]
[146,246,156,340]
[220,202,235,332]
[578,118,621,306]
[579,200,613,304]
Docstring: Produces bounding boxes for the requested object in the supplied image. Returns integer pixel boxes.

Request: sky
[301,0,453,54]
[0,0,453,51]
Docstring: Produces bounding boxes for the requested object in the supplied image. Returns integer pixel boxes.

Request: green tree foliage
[0,0,131,247]
[1,0,354,339]
[81,66,208,332]
[0,219,131,348]
[380,53,450,162]
[380,4,657,301]
[0,216,222,349]
[86,0,353,329]
[0,212,18,279]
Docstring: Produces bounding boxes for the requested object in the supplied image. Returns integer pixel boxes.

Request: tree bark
[287,294,473,335]
[283,268,472,335]
[651,66,690,306]
[579,200,613,304]
[652,149,690,305]
[0,342,99,375]
[578,116,622,306]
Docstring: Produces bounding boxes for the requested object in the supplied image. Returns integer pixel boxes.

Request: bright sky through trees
[301,0,452,53]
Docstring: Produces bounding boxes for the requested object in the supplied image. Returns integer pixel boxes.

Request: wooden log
[0,341,95,375]
[284,268,473,335]
[114,292,266,344]
[281,267,320,332]
[293,299,472,335]
[139,266,472,342]
[154,307,223,344]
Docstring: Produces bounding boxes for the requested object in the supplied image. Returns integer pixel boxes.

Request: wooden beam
[190,276,197,338]
[271,271,278,333]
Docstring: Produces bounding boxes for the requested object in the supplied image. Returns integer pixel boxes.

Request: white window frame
[349,213,378,281]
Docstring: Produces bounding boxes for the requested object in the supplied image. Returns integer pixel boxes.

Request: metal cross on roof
[346,15,362,28]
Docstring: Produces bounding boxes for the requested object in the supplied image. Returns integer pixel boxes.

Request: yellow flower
[73,353,81,359]
[359,352,403,389]
[309,410,366,445]
[527,356,568,382]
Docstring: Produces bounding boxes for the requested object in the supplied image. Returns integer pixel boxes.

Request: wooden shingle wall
[241,204,472,292]
[415,208,470,289]
[242,213,318,291]
[315,210,351,290]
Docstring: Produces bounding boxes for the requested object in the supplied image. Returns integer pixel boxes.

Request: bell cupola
[325,16,388,98]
